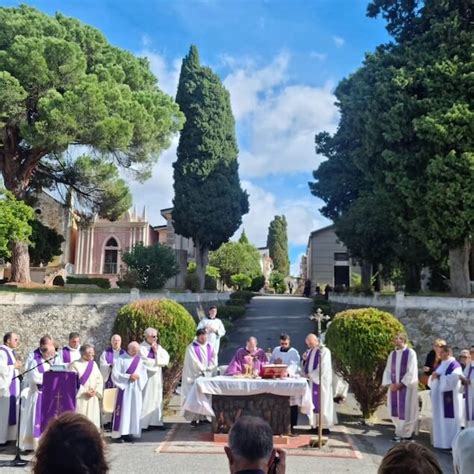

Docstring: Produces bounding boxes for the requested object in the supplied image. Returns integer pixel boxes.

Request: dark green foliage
[113,299,196,407]
[266,216,290,276]
[226,298,246,307]
[28,220,64,266]
[250,275,265,292]
[325,307,406,418]
[309,0,473,295]
[204,274,217,291]
[270,271,286,294]
[172,45,249,290]
[216,305,246,321]
[185,272,200,293]
[66,276,111,289]
[229,291,255,303]
[116,269,139,289]
[121,243,179,290]
[230,273,252,290]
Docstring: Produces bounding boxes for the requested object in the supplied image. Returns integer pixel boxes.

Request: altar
[182,376,313,434]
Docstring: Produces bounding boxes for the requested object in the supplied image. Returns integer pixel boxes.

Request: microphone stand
[0,356,55,468]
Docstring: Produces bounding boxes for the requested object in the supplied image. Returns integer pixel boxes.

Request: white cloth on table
[140,342,170,429]
[70,360,103,430]
[0,345,19,444]
[111,354,148,439]
[463,362,474,428]
[182,375,313,420]
[428,357,463,449]
[270,347,301,405]
[196,317,226,361]
[382,346,419,438]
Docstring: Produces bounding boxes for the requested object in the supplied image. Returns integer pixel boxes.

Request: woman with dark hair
[33,412,109,474]
[378,442,442,474]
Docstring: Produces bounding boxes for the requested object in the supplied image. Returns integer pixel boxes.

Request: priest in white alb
[461,345,474,428]
[111,341,148,442]
[0,332,20,446]
[70,344,103,430]
[181,328,217,425]
[429,345,464,449]
[382,332,419,441]
[196,306,226,363]
[58,332,81,365]
[302,333,336,431]
[99,334,125,389]
[19,343,55,451]
[140,327,170,430]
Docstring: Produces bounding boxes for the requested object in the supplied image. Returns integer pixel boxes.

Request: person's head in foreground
[377,442,442,474]
[224,416,286,474]
[453,427,474,474]
[33,412,108,474]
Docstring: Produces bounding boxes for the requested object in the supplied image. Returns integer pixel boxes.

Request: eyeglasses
[150,335,157,339]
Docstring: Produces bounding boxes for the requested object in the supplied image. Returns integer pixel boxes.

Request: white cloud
[290,252,305,277]
[139,50,181,97]
[332,36,345,47]
[310,51,327,61]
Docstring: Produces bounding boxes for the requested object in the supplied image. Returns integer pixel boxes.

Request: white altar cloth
[182,375,314,420]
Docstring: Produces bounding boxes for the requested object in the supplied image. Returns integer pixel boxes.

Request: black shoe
[113,437,124,443]
[123,435,135,443]
[191,420,198,427]
[322,428,331,435]
[401,436,413,442]
[392,436,401,442]
[200,419,211,424]
[155,425,168,431]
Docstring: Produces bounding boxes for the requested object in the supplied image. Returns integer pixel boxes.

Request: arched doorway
[103,237,119,274]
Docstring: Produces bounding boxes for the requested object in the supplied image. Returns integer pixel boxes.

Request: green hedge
[113,299,196,407]
[226,298,246,307]
[66,276,111,289]
[230,290,255,303]
[216,305,246,320]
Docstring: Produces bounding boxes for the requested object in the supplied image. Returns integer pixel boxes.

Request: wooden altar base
[211,393,291,435]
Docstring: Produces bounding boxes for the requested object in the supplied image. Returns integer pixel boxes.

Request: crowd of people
[1,304,473,473]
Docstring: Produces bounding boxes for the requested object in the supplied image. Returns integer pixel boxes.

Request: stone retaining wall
[0,290,230,359]
[329,292,474,360]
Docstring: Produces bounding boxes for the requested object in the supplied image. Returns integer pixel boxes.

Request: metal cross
[309,308,331,337]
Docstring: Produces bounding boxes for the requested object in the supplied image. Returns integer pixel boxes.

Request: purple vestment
[0,347,17,425]
[390,349,410,420]
[104,347,125,389]
[225,347,267,375]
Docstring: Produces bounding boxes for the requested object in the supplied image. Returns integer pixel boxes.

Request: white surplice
[304,346,336,428]
[463,362,474,428]
[140,342,170,429]
[382,346,419,438]
[70,360,103,430]
[196,317,226,361]
[58,346,81,365]
[180,341,217,416]
[270,346,301,405]
[111,354,148,438]
[19,357,51,450]
[99,348,124,388]
[0,345,19,444]
[429,357,463,449]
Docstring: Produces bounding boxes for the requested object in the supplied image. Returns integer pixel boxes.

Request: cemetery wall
[0,290,229,358]
[328,292,474,361]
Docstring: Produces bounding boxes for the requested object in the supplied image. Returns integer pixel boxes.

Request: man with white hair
[99,334,125,389]
[453,428,474,474]
[302,333,335,432]
[111,341,148,442]
[140,327,170,430]
[382,332,419,441]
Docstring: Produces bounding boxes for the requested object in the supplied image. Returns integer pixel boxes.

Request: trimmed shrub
[325,307,406,419]
[250,274,265,292]
[270,271,286,294]
[113,299,196,407]
[66,276,111,289]
[231,273,252,290]
[230,291,254,303]
[204,274,217,291]
[185,272,200,292]
[216,305,246,320]
[226,298,246,307]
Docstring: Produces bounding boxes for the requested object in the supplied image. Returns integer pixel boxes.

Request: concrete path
[0,296,454,473]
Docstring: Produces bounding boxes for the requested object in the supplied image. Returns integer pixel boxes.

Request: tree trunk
[10,240,31,284]
[449,240,471,296]
[360,261,372,288]
[195,242,209,292]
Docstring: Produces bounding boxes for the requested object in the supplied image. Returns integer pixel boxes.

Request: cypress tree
[267,215,290,276]
[172,45,249,290]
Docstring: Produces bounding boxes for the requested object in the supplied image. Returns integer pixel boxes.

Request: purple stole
[390,349,410,420]
[466,365,474,422]
[443,360,461,419]
[78,361,95,387]
[147,347,155,360]
[62,346,72,364]
[304,349,321,413]
[112,355,140,432]
[33,355,47,438]
[105,348,125,389]
[192,342,213,367]
[0,347,17,426]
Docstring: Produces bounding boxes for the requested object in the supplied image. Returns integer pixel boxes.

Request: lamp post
[309,308,330,448]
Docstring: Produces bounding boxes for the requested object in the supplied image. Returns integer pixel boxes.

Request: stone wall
[0,290,230,359]
[329,292,474,362]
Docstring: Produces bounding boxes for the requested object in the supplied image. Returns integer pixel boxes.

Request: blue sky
[4,0,390,274]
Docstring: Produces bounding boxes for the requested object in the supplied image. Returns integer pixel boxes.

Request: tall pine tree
[267,215,290,276]
[172,46,249,290]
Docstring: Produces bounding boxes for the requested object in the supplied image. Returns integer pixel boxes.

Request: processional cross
[310,308,331,337]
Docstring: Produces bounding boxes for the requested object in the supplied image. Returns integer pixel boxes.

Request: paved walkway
[0,296,454,473]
